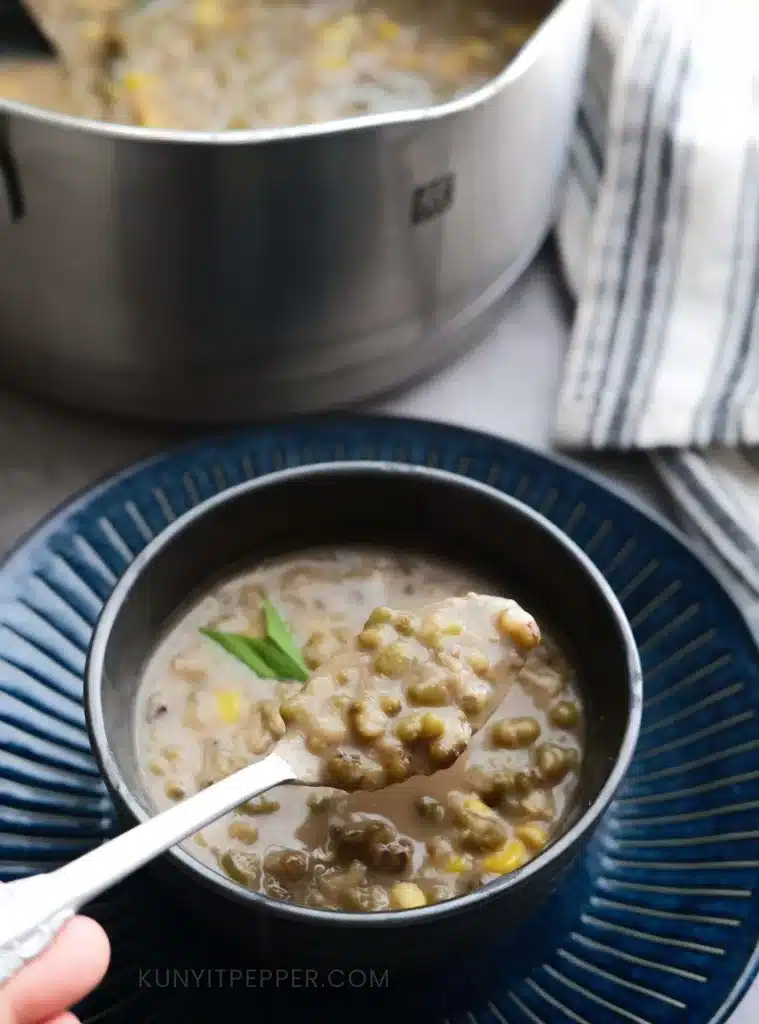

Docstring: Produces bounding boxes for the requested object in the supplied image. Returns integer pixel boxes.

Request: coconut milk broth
[136,546,583,909]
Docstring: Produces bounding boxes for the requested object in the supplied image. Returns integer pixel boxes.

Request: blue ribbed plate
[2,416,758,1024]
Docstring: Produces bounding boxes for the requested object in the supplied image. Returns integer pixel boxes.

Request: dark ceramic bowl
[85,462,642,973]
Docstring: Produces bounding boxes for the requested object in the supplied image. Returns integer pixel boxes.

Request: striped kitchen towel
[555,0,759,611]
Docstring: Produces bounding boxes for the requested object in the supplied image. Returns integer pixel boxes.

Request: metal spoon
[0,0,55,57]
[0,592,538,987]
[0,751,298,986]
[12,0,133,73]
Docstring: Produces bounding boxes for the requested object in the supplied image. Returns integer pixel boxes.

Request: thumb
[0,992,17,1024]
[1,917,109,1024]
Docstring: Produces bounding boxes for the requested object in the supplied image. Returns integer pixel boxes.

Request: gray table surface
[0,251,754,1021]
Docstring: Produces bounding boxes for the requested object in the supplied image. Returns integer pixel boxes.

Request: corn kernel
[315,54,349,71]
[122,71,155,95]
[444,854,473,873]
[390,882,426,909]
[462,796,492,815]
[482,839,528,875]
[465,38,490,60]
[194,0,223,27]
[216,689,242,724]
[378,19,400,40]
[318,13,360,48]
[515,824,549,852]
[120,73,166,129]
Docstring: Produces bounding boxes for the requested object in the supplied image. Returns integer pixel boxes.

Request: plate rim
[1,410,758,1023]
[2,411,754,638]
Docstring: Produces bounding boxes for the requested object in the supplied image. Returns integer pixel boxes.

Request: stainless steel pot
[0,0,590,422]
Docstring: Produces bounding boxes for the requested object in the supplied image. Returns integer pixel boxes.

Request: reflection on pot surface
[136,547,584,914]
[8,0,550,130]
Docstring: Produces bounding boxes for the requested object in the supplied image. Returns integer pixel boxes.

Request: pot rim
[85,459,643,930]
[0,0,585,146]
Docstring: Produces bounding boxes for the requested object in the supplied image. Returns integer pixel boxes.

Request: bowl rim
[85,459,643,928]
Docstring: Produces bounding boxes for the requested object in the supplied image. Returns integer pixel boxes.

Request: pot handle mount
[0,115,24,226]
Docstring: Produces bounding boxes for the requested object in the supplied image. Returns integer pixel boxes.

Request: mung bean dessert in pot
[136,547,584,913]
[8,0,549,129]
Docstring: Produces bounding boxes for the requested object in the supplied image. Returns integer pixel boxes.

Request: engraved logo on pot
[411,174,455,225]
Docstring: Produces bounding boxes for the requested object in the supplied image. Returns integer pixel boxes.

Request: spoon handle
[0,752,296,987]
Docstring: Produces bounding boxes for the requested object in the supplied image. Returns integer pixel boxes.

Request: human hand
[0,916,110,1024]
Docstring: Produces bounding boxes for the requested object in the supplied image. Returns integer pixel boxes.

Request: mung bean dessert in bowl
[85,462,642,970]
